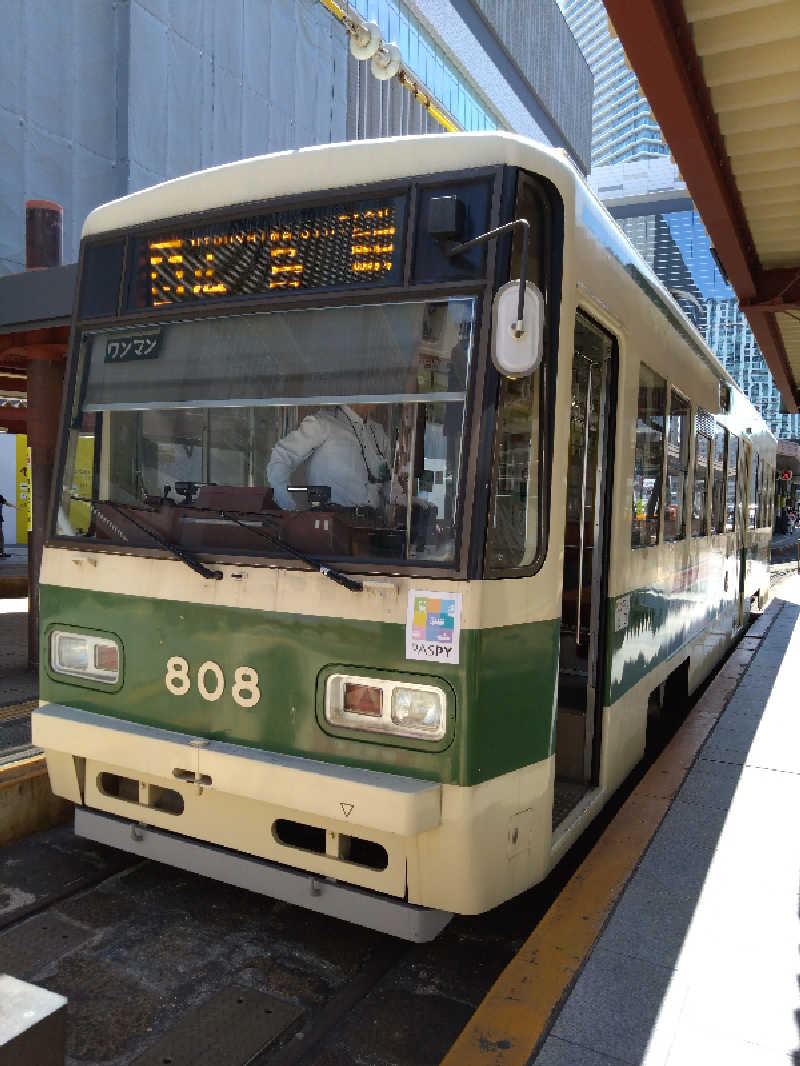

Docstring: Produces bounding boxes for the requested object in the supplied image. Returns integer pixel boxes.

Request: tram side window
[726,435,738,532]
[749,452,760,528]
[759,461,771,527]
[711,424,727,534]
[692,430,711,537]
[663,388,689,542]
[632,364,666,548]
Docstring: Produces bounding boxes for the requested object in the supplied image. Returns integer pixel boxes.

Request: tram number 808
[165,656,261,708]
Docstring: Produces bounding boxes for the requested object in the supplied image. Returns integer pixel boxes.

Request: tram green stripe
[39,585,559,787]
[606,541,770,703]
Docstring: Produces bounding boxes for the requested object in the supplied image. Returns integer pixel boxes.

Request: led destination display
[131,196,405,308]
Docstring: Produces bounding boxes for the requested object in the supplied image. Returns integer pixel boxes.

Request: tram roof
[82,133,577,239]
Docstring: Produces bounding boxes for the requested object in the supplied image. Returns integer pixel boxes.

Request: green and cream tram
[33,133,775,941]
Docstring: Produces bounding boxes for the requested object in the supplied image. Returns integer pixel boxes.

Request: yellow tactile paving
[0,754,46,790]
[0,700,36,723]
[441,604,780,1066]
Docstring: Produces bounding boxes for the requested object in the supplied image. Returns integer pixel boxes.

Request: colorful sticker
[406,590,462,665]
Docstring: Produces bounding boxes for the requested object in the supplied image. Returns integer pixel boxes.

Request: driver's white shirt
[266,406,390,510]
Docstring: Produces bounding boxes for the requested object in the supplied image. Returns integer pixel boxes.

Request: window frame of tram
[749,451,760,529]
[663,387,690,543]
[692,424,712,539]
[483,171,561,579]
[711,422,728,535]
[726,434,739,532]
[631,363,666,549]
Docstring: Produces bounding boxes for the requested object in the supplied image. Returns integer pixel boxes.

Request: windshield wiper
[217,509,363,593]
[72,496,223,581]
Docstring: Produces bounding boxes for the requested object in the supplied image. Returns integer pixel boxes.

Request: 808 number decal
[165,656,261,709]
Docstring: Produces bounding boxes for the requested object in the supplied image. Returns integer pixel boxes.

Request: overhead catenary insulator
[371,42,401,81]
[349,19,382,60]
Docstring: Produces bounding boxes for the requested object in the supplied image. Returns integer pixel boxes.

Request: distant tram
[33,133,775,941]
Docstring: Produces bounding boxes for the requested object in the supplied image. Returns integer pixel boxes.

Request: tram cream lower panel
[34,703,556,914]
[40,548,562,631]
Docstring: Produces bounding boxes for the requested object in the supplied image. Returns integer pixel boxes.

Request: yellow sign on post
[16,437,31,542]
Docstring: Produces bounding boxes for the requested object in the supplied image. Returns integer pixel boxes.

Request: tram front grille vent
[272,818,388,871]
[97,772,185,815]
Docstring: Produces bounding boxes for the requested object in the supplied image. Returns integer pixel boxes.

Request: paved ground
[770,526,800,562]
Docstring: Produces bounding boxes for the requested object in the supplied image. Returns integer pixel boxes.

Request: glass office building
[563,0,800,440]
[593,161,800,440]
[559,0,667,167]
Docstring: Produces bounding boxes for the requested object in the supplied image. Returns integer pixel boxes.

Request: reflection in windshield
[59,299,475,567]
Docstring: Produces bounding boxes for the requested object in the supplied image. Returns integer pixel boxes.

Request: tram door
[554,313,616,826]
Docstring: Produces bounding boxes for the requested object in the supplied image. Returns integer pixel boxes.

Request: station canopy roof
[604,0,800,414]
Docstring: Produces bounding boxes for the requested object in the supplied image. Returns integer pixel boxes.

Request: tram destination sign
[130,195,406,309]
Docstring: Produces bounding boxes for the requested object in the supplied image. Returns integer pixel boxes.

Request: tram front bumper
[31,703,442,838]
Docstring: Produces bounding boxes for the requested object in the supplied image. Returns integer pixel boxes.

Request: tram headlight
[391,688,443,734]
[324,675,447,741]
[50,630,120,684]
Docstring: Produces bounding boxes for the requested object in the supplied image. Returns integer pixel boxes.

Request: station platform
[0,543,28,597]
[445,574,800,1066]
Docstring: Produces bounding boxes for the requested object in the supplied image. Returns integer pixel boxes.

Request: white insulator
[370,41,401,80]
[349,19,382,60]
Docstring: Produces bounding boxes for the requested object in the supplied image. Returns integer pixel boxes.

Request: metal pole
[25,201,64,668]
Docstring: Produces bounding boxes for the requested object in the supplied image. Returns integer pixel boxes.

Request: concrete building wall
[126,0,347,194]
[0,0,126,273]
[408,0,592,171]
[468,0,592,170]
[346,54,440,141]
[0,0,348,273]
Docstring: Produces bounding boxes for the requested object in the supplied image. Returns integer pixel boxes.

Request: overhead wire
[317,0,461,133]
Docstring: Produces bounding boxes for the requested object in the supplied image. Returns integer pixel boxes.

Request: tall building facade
[591,159,800,440]
[559,0,666,167]
[561,0,799,439]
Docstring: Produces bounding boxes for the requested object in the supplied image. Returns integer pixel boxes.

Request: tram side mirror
[491,280,545,378]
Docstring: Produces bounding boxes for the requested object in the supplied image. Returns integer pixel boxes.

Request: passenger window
[711,425,727,534]
[759,462,771,527]
[725,435,738,532]
[749,452,759,529]
[631,364,666,548]
[692,430,711,537]
[663,389,689,542]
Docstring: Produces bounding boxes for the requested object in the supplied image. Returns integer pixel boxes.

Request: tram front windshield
[58,298,475,567]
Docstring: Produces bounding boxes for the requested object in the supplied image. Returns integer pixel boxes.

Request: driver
[266,404,390,511]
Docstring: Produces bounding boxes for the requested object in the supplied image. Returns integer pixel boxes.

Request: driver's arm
[266,414,328,510]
